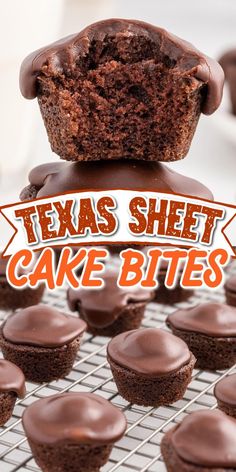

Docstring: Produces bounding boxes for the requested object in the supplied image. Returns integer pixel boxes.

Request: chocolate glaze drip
[22,392,127,445]
[225,275,236,292]
[20,160,213,201]
[68,268,153,328]
[0,360,26,398]
[3,305,87,348]
[171,410,236,467]
[20,19,224,115]
[167,302,236,337]
[214,374,236,406]
[107,328,191,376]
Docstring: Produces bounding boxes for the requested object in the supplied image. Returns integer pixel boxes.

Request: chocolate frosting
[0,360,26,398]
[214,374,236,407]
[167,302,236,337]
[20,160,213,201]
[225,275,236,292]
[20,19,224,115]
[68,269,153,328]
[3,305,87,347]
[171,410,236,467]
[22,392,127,445]
[107,328,191,376]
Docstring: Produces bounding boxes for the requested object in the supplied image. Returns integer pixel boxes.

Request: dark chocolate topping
[171,410,236,467]
[20,160,213,201]
[68,269,153,328]
[0,360,26,398]
[20,19,223,115]
[214,374,236,407]
[22,392,127,445]
[2,305,87,347]
[225,275,236,292]
[167,302,236,337]
[107,328,191,376]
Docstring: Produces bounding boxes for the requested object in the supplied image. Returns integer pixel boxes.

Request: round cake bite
[143,246,194,304]
[22,392,127,472]
[167,302,236,370]
[0,256,44,310]
[67,268,153,336]
[0,359,26,425]
[224,275,236,307]
[214,374,236,418]
[161,409,236,472]
[107,328,195,406]
[0,305,87,383]
[20,19,223,163]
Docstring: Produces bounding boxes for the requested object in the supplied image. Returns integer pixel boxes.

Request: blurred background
[0,0,236,207]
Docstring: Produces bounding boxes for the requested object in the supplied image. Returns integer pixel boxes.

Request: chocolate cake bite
[0,359,26,425]
[224,275,236,306]
[143,246,194,304]
[161,409,236,472]
[167,302,236,370]
[214,374,236,418]
[67,268,153,336]
[107,328,195,406]
[20,159,213,201]
[0,305,87,383]
[23,392,127,472]
[20,19,223,163]
[220,49,236,115]
[0,257,44,310]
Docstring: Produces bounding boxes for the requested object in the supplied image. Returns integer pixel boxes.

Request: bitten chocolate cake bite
[214,374,236,418]
[167,302,236,370]
[20,160,213,201]
[220,50,236,115]
[161,409,236,472]
[0,257,44,310]
[20,19,224,163]
[23,392,127,472]
[107,328,195,406]
[0,305,87,383]
[224,275,236,306]
[0,359,26,426]
[67,268,153,336]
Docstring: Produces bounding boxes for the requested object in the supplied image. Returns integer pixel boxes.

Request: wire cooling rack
[0,264,235,472]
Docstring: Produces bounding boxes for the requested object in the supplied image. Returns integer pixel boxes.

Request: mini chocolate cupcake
[67,268,153,336]
[220,50,236,115]
[0,256,44,310]
[20,160,213,201]
[214,374,236,418]
[167,302,236,370]
[143,246,194,304]
[0,359,26,425]
[107,328,195,406]
[20,19,223,163]
[161,409,236,472]
[224,275,236,306]
[0,305,87,383]
[22,392,127,472]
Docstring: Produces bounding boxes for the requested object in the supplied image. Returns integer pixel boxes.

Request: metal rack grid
[0,266,235,472]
